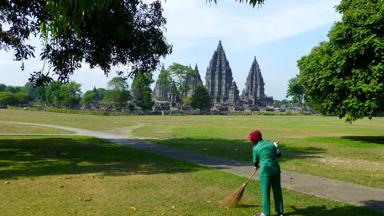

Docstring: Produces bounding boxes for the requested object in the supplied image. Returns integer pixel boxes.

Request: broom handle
[243,167,258,186]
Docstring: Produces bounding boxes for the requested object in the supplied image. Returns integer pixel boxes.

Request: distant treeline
[0,78,137,112]
[0,83,32,106]
[0,80,301,114]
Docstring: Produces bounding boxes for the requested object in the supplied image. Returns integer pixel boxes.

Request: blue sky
[0,0,341,100]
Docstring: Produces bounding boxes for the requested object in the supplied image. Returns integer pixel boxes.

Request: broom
[221,168,258,208]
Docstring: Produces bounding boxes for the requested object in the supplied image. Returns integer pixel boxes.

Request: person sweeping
[248,130,284,216]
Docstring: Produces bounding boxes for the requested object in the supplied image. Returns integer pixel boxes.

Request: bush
[0,92,31,106]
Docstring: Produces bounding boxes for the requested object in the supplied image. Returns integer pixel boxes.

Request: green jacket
[252,140,281,176]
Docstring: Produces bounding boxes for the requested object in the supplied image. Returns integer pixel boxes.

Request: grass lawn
[0,136,381,216]
[132,116,384,189]
[0,109,136,131]
[1,110,383,188]
[0,121,72,134]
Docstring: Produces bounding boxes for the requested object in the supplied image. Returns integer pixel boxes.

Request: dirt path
[1,120,384,213]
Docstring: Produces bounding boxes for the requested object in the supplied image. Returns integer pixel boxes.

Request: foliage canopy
[191,84,212,113]
[287,75,305,106]
[106,77,131,110]
[0,0,171,85]
[131,72,154,112]
[0,0,269,85]
[164,63,196,98]
[298,0,384,121]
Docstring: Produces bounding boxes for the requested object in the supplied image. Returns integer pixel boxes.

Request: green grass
[0,122,72,134]
[0,109,136,131]
[155,137,384,189]
[0,136,381,216]
[132,115,384,188]
[1,110,384,188]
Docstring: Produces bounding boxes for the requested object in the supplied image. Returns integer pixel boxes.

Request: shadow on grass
[153,138,325,163]
[285,205,383,216]
[0,137,200,179]
[361,200,384,212]
[0,137,326,179]
[341,136,384,145]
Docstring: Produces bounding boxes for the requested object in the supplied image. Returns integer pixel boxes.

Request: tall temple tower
[152,41,273,112]
[205,41,239,105]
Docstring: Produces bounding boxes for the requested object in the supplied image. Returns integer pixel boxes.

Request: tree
[274,99,291,106]
[182,96,192,106]
[95,88,107,101]
[0,84,6,91]
[82,87,107,106]
[131,72,154,112]
[191,85,212,113]
[63,82,82,108]
[298,0,384,121]
[22,82,41,104]
[45,82,63,106]
[165,63,195,98]
[159,68,173,93]
[1,0,266,85]
[45,81,82,108]
[286,75,305,107]
[4,85,22,93]
[105,77,131,110]
[0,0,171,85]
[22,82,47,105]
[0,92,31,106]
[82,91,96,106]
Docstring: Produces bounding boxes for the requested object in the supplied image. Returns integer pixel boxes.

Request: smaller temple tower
[184,64,203,97]
[152,65,170,101]
[242,57,273,107]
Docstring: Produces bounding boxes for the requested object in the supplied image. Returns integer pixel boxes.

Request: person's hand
[273,140,279,147]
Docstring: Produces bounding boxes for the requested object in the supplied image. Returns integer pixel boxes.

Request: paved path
[1,121,384,213]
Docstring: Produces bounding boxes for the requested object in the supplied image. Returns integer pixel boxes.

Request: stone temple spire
[152,66,170,101]
[185,64,203,97]
[242,57,267,105]
[194,64,202,84]
[205,40,234,104]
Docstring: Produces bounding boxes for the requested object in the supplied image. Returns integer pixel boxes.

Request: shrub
[0,92,31,106]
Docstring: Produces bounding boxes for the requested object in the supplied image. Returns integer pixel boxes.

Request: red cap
[248,130,262,143]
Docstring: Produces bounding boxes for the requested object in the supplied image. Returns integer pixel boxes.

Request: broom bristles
[220,168,257,208]
[221,183,247,208]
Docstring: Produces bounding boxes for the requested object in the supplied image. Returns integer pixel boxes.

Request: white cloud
[157,0,342,99]
[1,0,342,99]
[163,0,340,47]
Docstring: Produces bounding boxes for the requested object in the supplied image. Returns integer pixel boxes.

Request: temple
[152,41,273,112]
[241,57,273,110]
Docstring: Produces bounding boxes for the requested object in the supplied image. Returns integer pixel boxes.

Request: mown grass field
[135,116,384,189]
[0,121,72,134]
[0,109,136,131]
[1,109,383,189]
[0,136,381,216]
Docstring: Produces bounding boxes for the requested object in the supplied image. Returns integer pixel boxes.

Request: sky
[0,0,341,100]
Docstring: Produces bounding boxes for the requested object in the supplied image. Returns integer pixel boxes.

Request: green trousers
[259,174,284,216]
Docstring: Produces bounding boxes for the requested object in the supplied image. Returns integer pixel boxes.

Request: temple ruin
[242,57,274,110]
[152,41,273,112]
